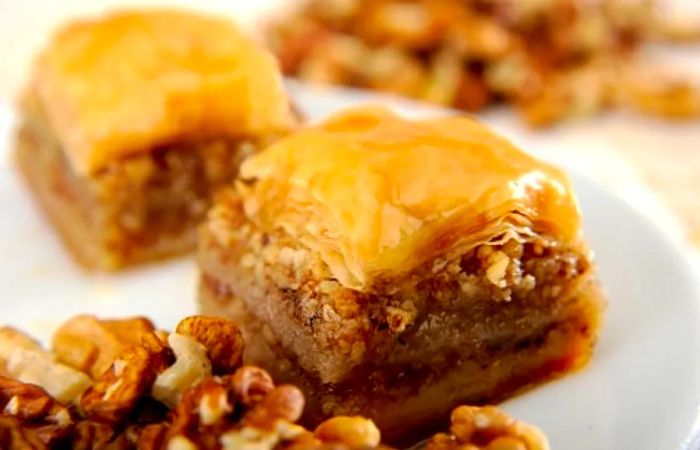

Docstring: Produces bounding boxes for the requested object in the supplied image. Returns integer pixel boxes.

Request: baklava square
[15,9,297,269]
[198,106,604,442]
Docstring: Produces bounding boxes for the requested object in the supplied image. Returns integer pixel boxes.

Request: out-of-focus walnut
[0,376,74,447]
[648,13,700,42]
[621,69,700,119]
[133,423,168,449]
[52,315,167,379]
[0,328,51,395]
[5,348,92,405]
[241,384,305,430]
[0,416,47,449]
[268,0,700,126]
[1,376,55,421]
[314,416,381,448]
[426,405,549,450]
[166,376,233,448]
[0,327,44,357]
[175,316,244,374]
[231,365,275,407]
[71,420,168,450]
[165,366,308,450]
[0,326,45,381]
[152,333,212,408]
[70,421,115,450]
[218,422,310,450]
[79,345,168,424]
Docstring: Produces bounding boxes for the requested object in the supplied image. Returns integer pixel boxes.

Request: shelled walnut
[0,376,73,447]
[52,315,169,379]
[426,406,549,450]
[175,316,244,374]
[0,327,92,405]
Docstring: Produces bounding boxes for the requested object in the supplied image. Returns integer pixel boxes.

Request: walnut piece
[426,405,549,450]
[5,347,91,405]
[70,421,116,450]
[231,366,275,407]
[0,376,74,447]
[152,333,212,408]
[241,384,305,430]
[622,69,700,119]
[314,416,381,448]
[0,327,47,391]
[165,367,308,450]
[0,327,44,357]
[79,346,167,424]
[0,416,48,449]
[52,315,167,379]
[55,316,172,423]
[269,0,700,127]
[175,316,244,374]
[219,422,309,450]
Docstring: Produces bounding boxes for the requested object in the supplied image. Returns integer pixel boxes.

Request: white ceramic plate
[1,83,699,450]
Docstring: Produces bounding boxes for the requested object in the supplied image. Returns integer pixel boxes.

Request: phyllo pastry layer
[15,9,297,269]
[198,106,604,442]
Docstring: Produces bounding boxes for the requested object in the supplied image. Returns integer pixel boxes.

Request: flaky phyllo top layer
[238,107,583,289]
[26,9,296,175]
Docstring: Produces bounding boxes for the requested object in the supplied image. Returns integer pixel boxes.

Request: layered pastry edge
[197,106,605,442]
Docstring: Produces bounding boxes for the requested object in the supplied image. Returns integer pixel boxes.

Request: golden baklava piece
[198,106,604,442]
[15,9,297,269]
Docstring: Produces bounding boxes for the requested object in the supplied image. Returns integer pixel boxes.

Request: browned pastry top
[237,106,583,289]
[25,9,296,175]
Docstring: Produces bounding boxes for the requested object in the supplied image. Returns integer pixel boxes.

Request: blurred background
[1,0,699,266]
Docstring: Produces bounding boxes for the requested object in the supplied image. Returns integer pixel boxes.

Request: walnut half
[52,315,166,379]
[0,375,74,447]
[314,416,381,448]
[175,316,244,374]
[79,344,169,424]
[426,405,549,450]
[0,327,91,405]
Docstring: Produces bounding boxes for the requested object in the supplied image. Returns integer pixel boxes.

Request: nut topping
[175,316,244,374]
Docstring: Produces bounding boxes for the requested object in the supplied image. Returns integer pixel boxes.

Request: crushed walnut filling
[205,191,590,379]
[17,96,260,268]
[94,139,256,262]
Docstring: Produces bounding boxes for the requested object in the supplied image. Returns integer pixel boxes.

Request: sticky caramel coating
[234,106,582,289]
